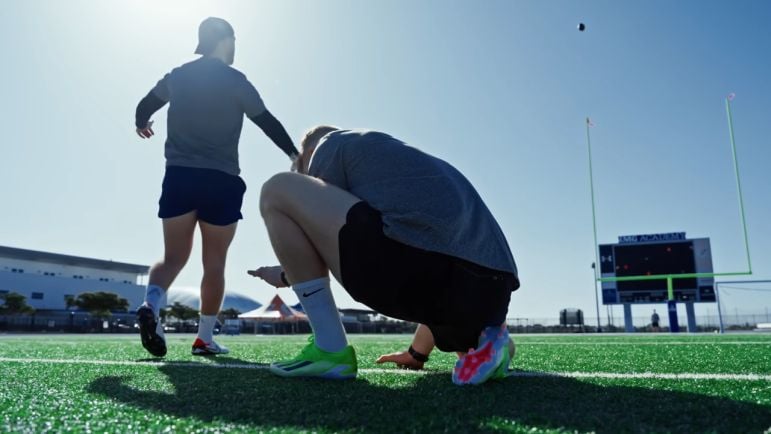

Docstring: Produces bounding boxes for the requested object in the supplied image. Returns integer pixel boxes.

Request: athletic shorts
[338,201,519,352]
[158,166,246,226]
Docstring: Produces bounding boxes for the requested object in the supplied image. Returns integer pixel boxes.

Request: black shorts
[338,202,519,352]
[158,166,246,226]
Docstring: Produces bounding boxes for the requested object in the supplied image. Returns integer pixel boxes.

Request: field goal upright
[585,95,753,333]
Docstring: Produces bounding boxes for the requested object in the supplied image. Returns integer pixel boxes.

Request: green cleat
[491,336,517,380]
[491,342,512,380]
[270,336,357,380]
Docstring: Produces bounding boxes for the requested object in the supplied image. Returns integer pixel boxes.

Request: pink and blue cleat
[452,324,511,385]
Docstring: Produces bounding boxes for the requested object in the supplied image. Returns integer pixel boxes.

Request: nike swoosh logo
[302,288,324,297]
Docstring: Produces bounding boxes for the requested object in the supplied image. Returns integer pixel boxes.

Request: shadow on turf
[87,363,771,433]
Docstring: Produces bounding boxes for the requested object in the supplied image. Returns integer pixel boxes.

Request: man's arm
[135,91,167,138]
[249,110,299,159]
[375,324,516,370]
[375,324,435,370]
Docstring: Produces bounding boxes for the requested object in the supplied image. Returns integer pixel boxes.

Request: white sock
[144,285,166,318]
[293,277,348,352]
[197,314,217,343]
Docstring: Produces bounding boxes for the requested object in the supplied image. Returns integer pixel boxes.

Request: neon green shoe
[270,336,357,380]
[491,342,511,380]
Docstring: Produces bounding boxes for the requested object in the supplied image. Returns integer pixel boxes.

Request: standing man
[250,126,520,385]
[651,309,661,332]
[134,17,298,357]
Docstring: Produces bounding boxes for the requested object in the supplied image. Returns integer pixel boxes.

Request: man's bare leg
[148,211,197,293]
[259,172,360,352]
[194,221,237,352]
[199,221,237,315]
[259,172,360,282]
[138,211,197,357]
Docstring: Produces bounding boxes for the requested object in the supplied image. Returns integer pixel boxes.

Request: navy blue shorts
[158,166,246,226]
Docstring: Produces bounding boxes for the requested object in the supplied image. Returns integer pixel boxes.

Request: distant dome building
[167,287,261,313]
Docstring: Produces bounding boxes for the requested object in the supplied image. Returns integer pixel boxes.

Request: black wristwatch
[408,345,429,363]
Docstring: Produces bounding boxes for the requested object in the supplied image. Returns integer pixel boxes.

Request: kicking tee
[308,129,518,276]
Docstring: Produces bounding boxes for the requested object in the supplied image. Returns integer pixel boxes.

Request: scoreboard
[599,232,715,304]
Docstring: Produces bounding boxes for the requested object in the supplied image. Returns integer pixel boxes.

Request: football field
[1,333,770,433]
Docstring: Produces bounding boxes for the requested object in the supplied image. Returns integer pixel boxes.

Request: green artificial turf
[1,333,770,433]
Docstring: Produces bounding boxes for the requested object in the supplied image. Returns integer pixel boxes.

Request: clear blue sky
[1,0,769,321]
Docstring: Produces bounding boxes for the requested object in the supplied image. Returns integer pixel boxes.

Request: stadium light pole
[715,282,726,334]
[592,262,602,332]
[586,118,602,332]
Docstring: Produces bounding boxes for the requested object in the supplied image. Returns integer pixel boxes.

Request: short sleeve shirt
[308,130,518,276]
[152,57,266,175]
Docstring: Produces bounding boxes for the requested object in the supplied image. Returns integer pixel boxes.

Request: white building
[0,245,149,311]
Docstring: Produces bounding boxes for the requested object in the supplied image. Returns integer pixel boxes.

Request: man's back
[152,57,267,175]
[309,129,518,276]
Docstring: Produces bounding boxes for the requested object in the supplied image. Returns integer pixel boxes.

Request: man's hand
[247,266,288,288]
[376,351,424,370]
[136,120,155,139]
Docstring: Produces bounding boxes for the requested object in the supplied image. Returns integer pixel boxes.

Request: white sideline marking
[505,371,771,381]
[1,357,769,381]
[5,339,769,346]
[522,341,771,345]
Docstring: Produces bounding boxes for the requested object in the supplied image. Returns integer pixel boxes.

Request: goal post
[585,95,753,332]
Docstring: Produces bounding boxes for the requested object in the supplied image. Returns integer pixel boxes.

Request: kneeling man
[250,126,520,385]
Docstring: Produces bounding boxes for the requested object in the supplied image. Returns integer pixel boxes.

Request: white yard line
[2,339,768,346]
[1,357,769,381]
[504,371,771,381]
[520,341,770,345]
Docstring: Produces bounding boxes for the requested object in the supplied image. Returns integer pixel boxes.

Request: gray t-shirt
[151,57,267,175]
[308,129,518,276]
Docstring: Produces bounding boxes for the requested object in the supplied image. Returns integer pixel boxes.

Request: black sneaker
[137,304,167,357]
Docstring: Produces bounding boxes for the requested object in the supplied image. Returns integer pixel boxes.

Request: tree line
[0,291,241,322]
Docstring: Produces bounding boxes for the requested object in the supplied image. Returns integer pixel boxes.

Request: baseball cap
[194,17,235,55]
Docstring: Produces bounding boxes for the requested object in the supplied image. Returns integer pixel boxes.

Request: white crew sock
[144,285,166,318]
[292,277,348,352]
[197,314,217,343]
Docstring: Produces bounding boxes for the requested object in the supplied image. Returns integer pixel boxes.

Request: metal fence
[2,311,768,334]
[0,311,137,333]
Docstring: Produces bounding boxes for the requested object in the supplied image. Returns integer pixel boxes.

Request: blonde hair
[297,125,339,173]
